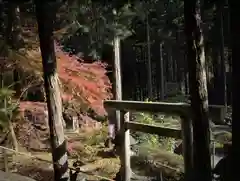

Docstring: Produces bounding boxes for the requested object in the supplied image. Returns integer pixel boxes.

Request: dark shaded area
[97,150,116,158]
[212,144,232,181]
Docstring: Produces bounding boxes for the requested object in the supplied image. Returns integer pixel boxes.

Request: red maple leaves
[55,44,112,116]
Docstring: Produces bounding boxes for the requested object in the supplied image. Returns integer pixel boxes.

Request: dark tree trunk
[159,42,165,100]
[146,15,153,100]
[229,1,238,181]
[167,44,173,82]
[0,1,5,36]
[12,5,22,98]
[183,52,189,95]
[35,1,69,181]
[218,2,227,107]
[175,30,184,93]
[212,2,226,107]
[4,2,22,151]
[6,2,23,97]
[184,0,211,181]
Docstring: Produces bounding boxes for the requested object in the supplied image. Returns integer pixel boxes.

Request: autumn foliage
[55,44,112,116]
[1,10,112,117]
[6,44,112,150]
[6,42,112,117]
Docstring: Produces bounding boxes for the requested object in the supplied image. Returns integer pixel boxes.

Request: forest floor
[3,124,185,181]
[6,126,120,181]
[0,108,232,181]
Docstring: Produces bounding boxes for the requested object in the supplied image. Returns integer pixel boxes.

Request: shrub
[132,112,177,152]
[0,87,20,132]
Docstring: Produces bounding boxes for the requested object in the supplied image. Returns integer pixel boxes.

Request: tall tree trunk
[183,52,189,95]
[218,2,226,108]
[176,29,184,93]
[0,1,5,36]
[35,1,69,181]
[225,0,232,105]
[5,2,21,151]
[172,49,177,82]
[167,44,173,82]
[146,14,153,100]
[6,2,23,97]
[113,36,122,133]
[159,42,165,100]
[214,2,226,107]
[184,0,211,181]
[229,1,238,181]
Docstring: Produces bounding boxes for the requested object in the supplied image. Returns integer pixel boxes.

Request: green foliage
[163,94,189,103]
[0,87,20,132]
[59,1,137,59]
[132,111,177,152]
[55,0,221,61]
[133,112,160,147]
[84,125,108,146]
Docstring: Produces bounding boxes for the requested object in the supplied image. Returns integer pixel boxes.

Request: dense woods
[0,0,233,181]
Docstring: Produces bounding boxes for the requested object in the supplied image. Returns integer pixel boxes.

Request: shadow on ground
[96,150,116,158]
[16,166,53,181]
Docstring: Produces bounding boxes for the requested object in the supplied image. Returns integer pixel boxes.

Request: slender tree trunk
[172,51,177,82]
[176,29,184,93]
[35,1,69,181]
[159,42,165,100]
[12,4,22,97]
[8,120,18,151]
[183,52,189,95]
[146,14,153,100]
[0,1,5,36]
[4,2,20,151]
[184,0,211,181]
[6,2,22,97]
[225,0,232,105]
[113,36,122,133]
[219,2,226,108]
[213,2,226,107]
[167,44,173,82]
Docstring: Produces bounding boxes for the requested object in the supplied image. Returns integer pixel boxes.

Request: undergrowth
[132,112,177,152]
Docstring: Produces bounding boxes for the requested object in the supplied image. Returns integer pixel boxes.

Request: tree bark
[184,0,211,181]
[35,1,69,181]
[113,35,122,133]
[183,52,189,95]
[0,1,5,36]
[212,2,226,107]
[229,1,239,181]
[159,42,165,100]
[175,29,184,93]
[146,14,153,100]
[8,121,18,152]
[6,2,23,97]
[218,2,226,107]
